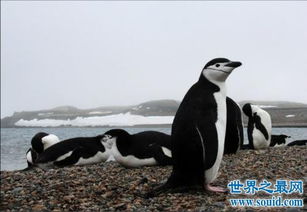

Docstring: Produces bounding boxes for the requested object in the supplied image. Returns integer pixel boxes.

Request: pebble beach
[1,146,306,211]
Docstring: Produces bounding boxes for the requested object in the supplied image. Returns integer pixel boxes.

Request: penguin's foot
[204,184,228,193]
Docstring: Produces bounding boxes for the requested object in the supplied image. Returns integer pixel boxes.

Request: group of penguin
[25,58,306,195]
[26,129,173,169]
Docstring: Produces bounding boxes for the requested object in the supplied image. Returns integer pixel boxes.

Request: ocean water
[0,127,171,171]
[1,127,306,171]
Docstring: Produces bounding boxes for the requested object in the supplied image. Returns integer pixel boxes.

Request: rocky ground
[1,146,306,211]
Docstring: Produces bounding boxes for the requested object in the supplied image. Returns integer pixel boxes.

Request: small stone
[212,201,225,208]
[114,202,126,210]
[12,187,23,194]
[32,204,46,211]
[286,208,301,212]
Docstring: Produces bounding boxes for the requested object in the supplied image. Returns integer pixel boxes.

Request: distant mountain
[1,99,307,127]
[238,100,307,108]
[0,100,179,127]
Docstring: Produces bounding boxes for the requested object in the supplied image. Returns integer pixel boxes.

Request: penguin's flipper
[247,119,255,149]
[195,120,219,170]
[53,147,83,167]
[149,144,173,166]
[254,113,269,140]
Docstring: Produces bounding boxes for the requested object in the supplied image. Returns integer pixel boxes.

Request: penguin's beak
[225,61,242,68]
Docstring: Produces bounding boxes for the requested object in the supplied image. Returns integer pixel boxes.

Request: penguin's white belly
[76,151,110,165]
[112,145,157,168]
[205,90,226,184]
[252,128,270,150]
[26,151,33,164]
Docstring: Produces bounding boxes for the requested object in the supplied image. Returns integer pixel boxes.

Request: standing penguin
[242,103,272,150]
[101,129,172,167]
[224,97,244,154]
[26,132,60,168]
[148,58,242,196]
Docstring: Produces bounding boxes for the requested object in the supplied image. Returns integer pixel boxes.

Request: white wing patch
[161,147,172,158]
[196,126,206,165]
[111,140,157,167]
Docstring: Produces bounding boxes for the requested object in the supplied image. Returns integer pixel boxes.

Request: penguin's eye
[215,64,220,67]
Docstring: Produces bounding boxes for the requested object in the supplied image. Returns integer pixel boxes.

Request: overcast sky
[1,1,307,118]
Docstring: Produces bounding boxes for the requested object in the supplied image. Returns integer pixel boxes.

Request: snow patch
[88,111,112,115]
[257,105,277,108]
[285,114,295,118]
[15,113,174,127]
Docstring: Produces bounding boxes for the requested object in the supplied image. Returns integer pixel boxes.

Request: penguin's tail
[145,180,174,198]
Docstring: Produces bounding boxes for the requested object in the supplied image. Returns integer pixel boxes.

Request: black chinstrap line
[206,68,230,74]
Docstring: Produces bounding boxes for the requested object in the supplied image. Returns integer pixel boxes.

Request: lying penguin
[270,134,291,147]
[287,140,307,146]
[242,103,272,150]
[35,135,111,168]
[101,129,172,168]
[26,132,60,168]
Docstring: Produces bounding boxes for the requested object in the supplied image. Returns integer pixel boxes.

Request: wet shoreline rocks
[1,146,306,211]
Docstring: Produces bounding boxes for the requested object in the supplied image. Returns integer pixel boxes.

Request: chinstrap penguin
[35,135,111,168]
[270,134,291,147]
[287,140,307,146]
[101,129,172,168]
[147,58,242,197]
[242,103,272,150]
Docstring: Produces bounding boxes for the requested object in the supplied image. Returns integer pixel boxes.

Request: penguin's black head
[101,129,130,149]
[202,58,242,82]
[31,132,49,154]
[242,103,253,117]
[280,134,291,139]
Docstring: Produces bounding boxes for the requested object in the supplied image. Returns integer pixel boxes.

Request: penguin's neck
[215,82,226,97]
[116,133,131,155]
[198,76,221,92]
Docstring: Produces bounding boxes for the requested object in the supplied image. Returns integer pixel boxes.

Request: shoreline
[1,146,306,211]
